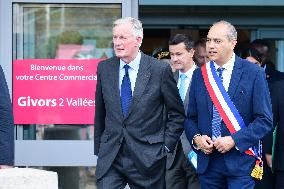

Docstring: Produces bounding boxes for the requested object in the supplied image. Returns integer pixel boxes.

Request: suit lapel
[184,67,196,111]
[227,57,243,99]
[173,71,179,82]
[184,86,190,110]
[126,53,151,118]
[205,57,243,117]
[204,64,213,116]
[109,57,124,119]
[206,89,213,117]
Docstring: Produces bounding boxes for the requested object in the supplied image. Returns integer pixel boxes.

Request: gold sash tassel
[251,162,263,180]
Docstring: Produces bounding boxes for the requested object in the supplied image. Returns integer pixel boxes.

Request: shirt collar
[214,53,235,71]
[119,51,141,71]
[179,63,197,78]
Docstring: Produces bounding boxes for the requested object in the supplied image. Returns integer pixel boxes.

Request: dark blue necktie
[212,67,225,140]
[121,65,132,117]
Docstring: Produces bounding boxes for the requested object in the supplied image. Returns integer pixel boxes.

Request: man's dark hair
[250,39,271,52]
[169,34,194,51]
[194,38,207,48]
[240,47,263,63]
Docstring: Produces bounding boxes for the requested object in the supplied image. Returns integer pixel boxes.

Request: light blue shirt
[119,52,141,95]
[177,64,196,100]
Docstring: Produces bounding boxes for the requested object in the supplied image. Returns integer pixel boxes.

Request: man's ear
[231,40,237,50]
[189,49,195,57]
[136,36,142,47]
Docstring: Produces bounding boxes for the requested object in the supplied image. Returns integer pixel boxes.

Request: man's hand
[0,165,12,169]
[265,154,272,168]
[195,135,214,155]
[214,136,235,153]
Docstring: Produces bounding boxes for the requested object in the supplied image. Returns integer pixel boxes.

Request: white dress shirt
[119,52,141,95]
[213,53,235,92]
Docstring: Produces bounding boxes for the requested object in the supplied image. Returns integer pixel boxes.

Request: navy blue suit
[185,56,272,188]
[0,65,14,165]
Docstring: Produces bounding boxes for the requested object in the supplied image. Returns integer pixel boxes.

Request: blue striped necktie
[212,67,225,140]
[179,74,187,102]
[121,65,132,117]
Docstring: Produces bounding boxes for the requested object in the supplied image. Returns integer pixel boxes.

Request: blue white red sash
[201,61,262,169]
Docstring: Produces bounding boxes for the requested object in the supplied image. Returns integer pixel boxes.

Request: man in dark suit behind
[0,65,14,168]
[193,38,209,67]
[269,80,284,189]
[94,17,185,189]
[250,39,284,89]
[250,39,284,189]
[166,34,200,189]
[185,21,272,189]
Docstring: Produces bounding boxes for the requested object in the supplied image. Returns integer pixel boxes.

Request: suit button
[122,124,126,128]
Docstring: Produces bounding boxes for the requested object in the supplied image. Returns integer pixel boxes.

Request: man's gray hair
[113,17,143,40]
[212,20,237,41]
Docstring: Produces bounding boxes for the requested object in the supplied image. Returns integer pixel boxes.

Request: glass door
[13,3,121,140]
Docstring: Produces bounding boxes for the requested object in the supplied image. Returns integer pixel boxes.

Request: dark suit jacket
[0,65,14,165]
[167,70,194,168]
[265,65,284,90]
[94,53,185,179]
[185,56,272,175]
[263,66,284,155]
[269,80,284,171]
[255,64,284,189]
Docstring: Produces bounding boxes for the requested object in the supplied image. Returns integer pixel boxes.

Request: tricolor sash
[201,61,263,180]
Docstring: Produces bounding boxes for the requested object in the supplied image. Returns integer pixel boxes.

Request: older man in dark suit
[0,65,14,168]
[94,17,185,189]
[185,21,272,189]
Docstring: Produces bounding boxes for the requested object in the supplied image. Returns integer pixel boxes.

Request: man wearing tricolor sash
[184,20,273,189]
